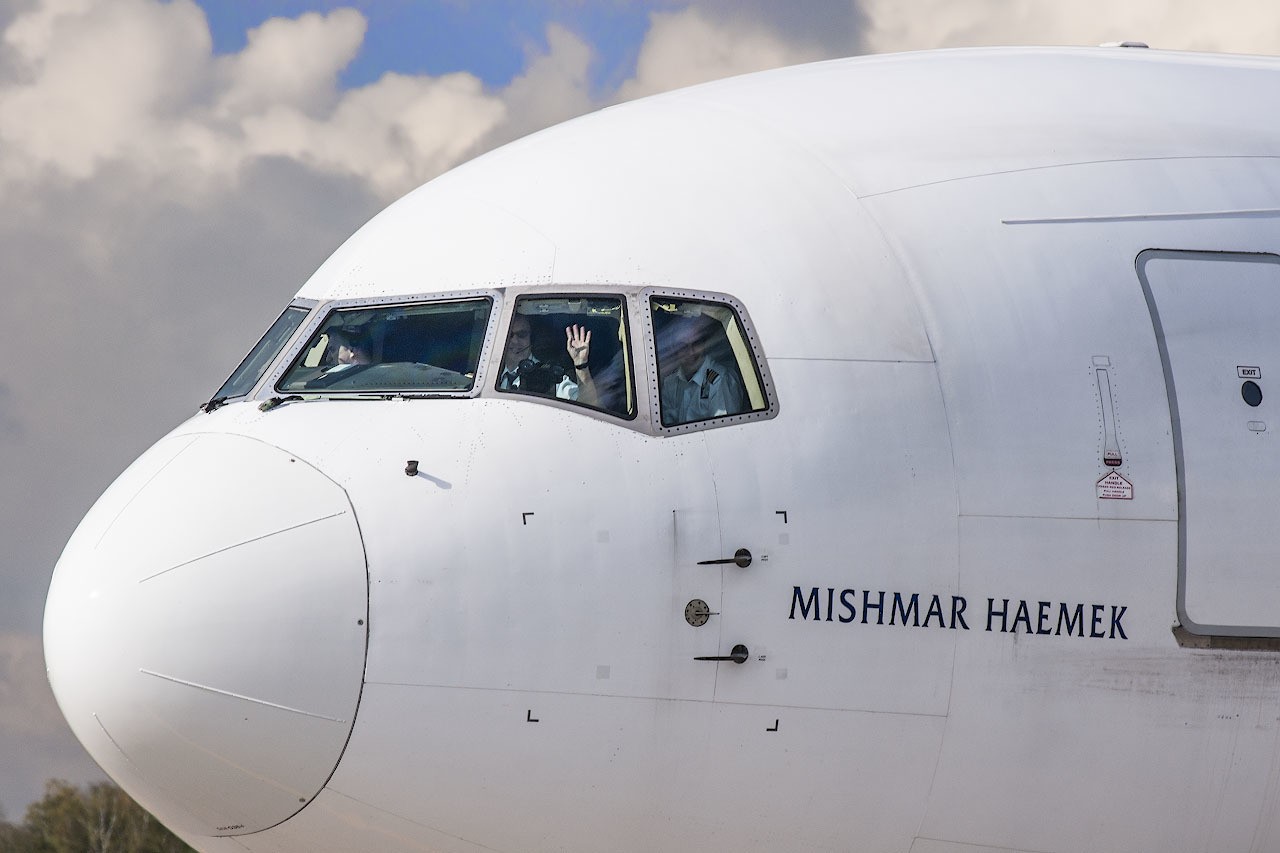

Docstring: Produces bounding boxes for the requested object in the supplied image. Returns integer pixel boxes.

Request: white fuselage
[45,46,1280,853]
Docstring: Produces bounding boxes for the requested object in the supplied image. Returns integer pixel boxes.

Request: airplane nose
[44,432,367,837]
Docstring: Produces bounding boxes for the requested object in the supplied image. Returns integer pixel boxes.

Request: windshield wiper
[258,395,304,412]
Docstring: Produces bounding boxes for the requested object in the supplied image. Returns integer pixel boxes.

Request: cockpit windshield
[277,297,492,393]
[496,294,636,419]
[213,305,311,402]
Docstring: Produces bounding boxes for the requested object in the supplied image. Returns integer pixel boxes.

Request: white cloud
[215,9,365,118]
[0,0,211,182]
[3,0,94,68]
[616,6,829,103]
[0,1,846,203]
[201,8,512,196]
[237,70,506,198]
[861,0,1280,56]
[483,23,594,149]
[0,1,519,200]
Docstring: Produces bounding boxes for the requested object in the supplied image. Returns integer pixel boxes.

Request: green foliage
[0,818,40,853]
[0,780,193,853]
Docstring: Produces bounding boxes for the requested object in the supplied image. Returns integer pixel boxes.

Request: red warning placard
[1096,470,1133,500]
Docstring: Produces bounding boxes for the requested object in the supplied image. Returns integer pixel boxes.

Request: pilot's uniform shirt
[660,356,744,426]
[499,356,580,401]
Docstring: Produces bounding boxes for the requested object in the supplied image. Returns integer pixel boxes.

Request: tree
[0,818,39,853]
[1,779,193,853]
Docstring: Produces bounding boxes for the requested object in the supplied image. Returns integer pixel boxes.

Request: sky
[2,0,1280,823]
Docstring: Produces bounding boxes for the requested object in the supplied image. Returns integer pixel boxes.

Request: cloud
[0,1,858,203]
[696,0,865,56]
[480,23,594,150]
[0,384,21,440]
[860,0,1280,56]
[0,1,514,200]
[240,69,505,197]
[215,8,365,118]
[0,633,61,738]
[616,5,831,102]
[0,0,212,183]
[0,633,106,816]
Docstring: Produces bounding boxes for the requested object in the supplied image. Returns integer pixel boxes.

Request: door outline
[1136,248,1280,638]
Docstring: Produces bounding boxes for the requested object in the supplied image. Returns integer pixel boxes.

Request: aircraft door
[1138,250,1280,636]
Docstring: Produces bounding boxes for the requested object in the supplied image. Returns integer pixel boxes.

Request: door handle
[694,644,749,664]
[697,548,752,568]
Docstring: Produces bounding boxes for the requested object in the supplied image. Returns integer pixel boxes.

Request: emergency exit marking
[1097,470,1134,500]
[1239,366,1261,379]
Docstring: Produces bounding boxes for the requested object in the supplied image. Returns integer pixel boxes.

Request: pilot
[658,315,745,426]
[498,314,597,406]
[328,328,372,369]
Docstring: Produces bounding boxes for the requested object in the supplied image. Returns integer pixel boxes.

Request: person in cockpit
[658,314,746,426]
[327,328,372,371]
[498,313,598,406]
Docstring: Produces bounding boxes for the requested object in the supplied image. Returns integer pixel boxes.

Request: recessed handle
[694,644,749,664]
[697,548,752,568]
[1096,367,1122,467]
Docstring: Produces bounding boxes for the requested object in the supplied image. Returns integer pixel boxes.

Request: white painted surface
[43,46,1280,853]
[44,433,366,835]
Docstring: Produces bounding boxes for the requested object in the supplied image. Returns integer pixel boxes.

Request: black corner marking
[522,512,535,526]
[527,709,539,723]
[767,719,779,732]
[775,511,788,524]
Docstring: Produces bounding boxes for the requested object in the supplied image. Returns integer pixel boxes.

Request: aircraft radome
[43,44,1280,853]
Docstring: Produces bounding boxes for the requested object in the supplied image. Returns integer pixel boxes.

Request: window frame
[209,299,318,404]
[228,285,776,436]
[641,287,779,435]
[491,289,640,422]
[265,289,503,399]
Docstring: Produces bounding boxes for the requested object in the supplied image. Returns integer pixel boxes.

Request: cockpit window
[651,296,769,427]
[497,295,635,419]
[214,305,310,401]
[277,297,492,393]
